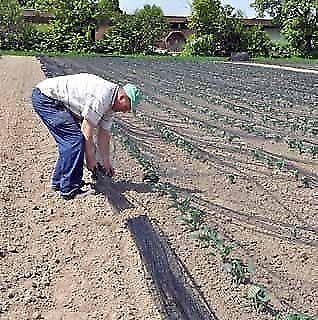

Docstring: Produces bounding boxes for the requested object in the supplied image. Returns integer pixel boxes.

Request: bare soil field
[0,55,317,320]
[0,56,160,320]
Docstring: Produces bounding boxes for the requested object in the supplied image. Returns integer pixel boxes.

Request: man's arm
[81,119,97,171]
[97,127,115,176]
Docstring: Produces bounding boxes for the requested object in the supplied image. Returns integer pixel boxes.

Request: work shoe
[52,180,86,192]
[61,187,96,200]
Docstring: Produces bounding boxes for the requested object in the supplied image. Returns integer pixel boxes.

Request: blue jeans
[32,88,84,197]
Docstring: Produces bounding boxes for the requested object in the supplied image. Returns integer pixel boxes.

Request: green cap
[123,84,142,113]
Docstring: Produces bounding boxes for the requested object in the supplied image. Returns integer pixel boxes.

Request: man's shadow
[95,175,143,213]
[95,174,202,214]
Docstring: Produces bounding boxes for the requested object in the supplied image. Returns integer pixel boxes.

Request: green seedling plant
[174,198,203,231]
[227,173,237,184]
[218,244,235,261]
[290,225,301,239]
[176,209,202,231]
[251,149,318,187]
[247,284,271,313]
[191,227,235,261]
[223,258,251,285]
[301,176,310,188]
[191,226,220,249]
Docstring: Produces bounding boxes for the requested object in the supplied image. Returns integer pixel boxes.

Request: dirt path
[0,56,161,320]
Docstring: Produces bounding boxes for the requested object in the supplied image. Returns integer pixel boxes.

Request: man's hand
[103,159,115,177]
[97,127,115,176]
[86,158,97,172]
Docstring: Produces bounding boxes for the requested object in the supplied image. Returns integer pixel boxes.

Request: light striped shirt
[36,73,119,131]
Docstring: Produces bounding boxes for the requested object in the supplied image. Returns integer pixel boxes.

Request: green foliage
[224,259,251,284]
[189,0,224,37]
[247,284,271,312]
[174,198,203,230]
[243,26,272,57]
[95,14,132,53]
[281,1,318,56]
[0,0,23,28]
[0,0,42,51]
[252,0,318,56]
[186,0,253,56]
[182,34,219,56]
[133,4,167,52]
[46,0,96,52]
[23,0,121,53]
[191,226,235,260]
[95,0,121,24]
[268,41,294,58]
[99,5,167,54]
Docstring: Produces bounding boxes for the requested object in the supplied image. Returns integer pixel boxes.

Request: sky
[119,0,258,18]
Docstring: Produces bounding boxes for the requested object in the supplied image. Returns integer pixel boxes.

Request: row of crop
[112,120,315,320]
[107,58,315,104]
[58,56,316,146]
[99,58,317,152]
[110,58,317,116]
[143,91,318,158]
[135,112,317,188]
[47,56,317,161]
[133,79,317,157]
[114,112,317,245]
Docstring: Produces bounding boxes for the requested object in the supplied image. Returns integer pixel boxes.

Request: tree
[95,0,121,23]
[0,0,38,51]
[252,0,318,55]
[100,4,167,54]
[133,4,168,52]
[188,0,246,55]
[25,0,98,52]
[0,0,23,28]
[189,0,224,37]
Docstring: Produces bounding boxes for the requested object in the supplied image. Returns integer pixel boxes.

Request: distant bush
[268,41,294,58]
[181,34,219,56]
[0,0,23,50]
[242,26,272,57]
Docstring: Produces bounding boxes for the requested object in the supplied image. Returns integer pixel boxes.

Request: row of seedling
[112,122,160,183]
[251,149,316,188]
[143,95,237,143]
[112,122,315,320]
[132,65,315,138]
[102,58,316,155]
[169,196,315,319]
[137,112,317,189]
[146,86,316,156]
[103,55,316,141]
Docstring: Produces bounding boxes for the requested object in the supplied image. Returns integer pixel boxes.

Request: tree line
[0,0,317,57]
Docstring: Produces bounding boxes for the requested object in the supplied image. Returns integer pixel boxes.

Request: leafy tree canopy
[252,0,318,55]
[189,0,247,55]
[101,4,167,54]
[0,0,23,28]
